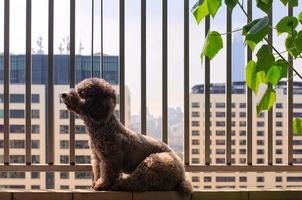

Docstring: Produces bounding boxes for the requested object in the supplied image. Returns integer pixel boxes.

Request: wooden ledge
[1,189,302,200]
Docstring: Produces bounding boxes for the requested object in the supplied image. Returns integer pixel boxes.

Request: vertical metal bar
[91,0,94,77]
[101,0,104,78]
[25,0,32,165]
[119,0,125,125]
[69,0,76,165]
[184,0,189,165]
[141,0,146,134]
[3,0,10,165]
[247,0,253,165]
[226,8,232,165]
[162,0,168,143]
[204,15,211,165]
[288,5,293,165]
[47,0,54,165]
[267,8,273,166]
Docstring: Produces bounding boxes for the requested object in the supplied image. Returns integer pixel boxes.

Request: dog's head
[61,78,117,124]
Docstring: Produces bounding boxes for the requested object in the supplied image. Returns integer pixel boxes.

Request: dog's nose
[61,93,67,99]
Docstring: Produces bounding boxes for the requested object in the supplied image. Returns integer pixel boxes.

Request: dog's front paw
[93,179,110,191]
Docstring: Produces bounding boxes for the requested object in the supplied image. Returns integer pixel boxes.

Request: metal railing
[0,0,301,174]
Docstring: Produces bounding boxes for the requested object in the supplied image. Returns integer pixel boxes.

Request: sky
[0,0,302,117]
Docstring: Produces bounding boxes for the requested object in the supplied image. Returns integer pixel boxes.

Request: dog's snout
[61,93,67,99]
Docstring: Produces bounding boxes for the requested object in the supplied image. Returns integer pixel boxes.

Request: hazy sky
[0,0,301,117]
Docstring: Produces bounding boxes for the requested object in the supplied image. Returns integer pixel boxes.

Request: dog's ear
[85,92,116,123]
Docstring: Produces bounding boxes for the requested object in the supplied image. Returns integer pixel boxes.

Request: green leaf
[275,59,288,79]
[208,0,222,17]
[280,0,288,6]
[279,0,298,7]
[256,0,273,14]
[256,88,276,115]
[224,0,237,12]
[265,65,281,86]
[286,32,302,58]
[201,31,223,60]
[255,45,275,73]
[242,17,269,50]
[276,16,298,35]
[293,118,302,135]
[192,0,209,24]
[299,12,302,24]
[245,60,266,94]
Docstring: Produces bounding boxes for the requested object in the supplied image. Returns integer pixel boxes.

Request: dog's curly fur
[61,78,192,194]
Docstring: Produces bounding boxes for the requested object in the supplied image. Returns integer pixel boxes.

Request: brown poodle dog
[61,78,192,194]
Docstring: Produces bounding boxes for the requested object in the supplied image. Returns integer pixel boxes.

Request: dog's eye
[79,90,84,97]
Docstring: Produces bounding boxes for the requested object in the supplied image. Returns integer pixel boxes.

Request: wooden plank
[0,192,12,200]
[192,191,248,200]
[74,192,132,200]
[13,192,72,200]
[249,191,302,200]
[133,191,190,200]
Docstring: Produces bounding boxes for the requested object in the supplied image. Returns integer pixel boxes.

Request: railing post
[184,0,189,165]
[120,0,125,125]
[141,0,146,134]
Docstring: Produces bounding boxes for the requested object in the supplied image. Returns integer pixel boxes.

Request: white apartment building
[188,82,302,190]
[0,84,131,189]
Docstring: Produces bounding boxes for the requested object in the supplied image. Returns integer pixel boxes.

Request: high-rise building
[188,81,302,189]
[232,32,245,82]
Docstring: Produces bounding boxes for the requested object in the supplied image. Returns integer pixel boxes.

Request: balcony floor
[0,190,302,200]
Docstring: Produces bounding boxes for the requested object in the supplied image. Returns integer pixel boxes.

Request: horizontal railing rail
[0,0,300,175]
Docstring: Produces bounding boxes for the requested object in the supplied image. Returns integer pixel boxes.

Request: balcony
[0,0,302,198]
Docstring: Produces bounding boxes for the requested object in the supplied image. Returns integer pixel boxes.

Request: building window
[32,155,40,164]
[257,149,264,155]
[60,185,70,189]
[10,140,25,148]
[192,176,200,182]
[216,158,225,164]
[239,140,246,145]
[10,94,24,103]
[0,109,3,118]
[76,156,91,164]
[276,131,283,136]
[10,155,25,163]
[204,177,211,182]
[239,176,247,182]
[276,121,283,127]
[75,172,92,179]
[216,130,225,136]
[240,149,246,155]
[191,158,199,164]
[232,112,236,117]
[276,103,283,109]
[257,159,264,164]
[239,103,246,108]
[293,103,302,108]
[192,130,200,136]
[239,112,246,117]
[10,110,24,118]
[293,140,302,145]
[31,110,40,119]
[31,172,40,179]
[60,110,69,119]
[258,112,265,118]
[60,125,69,134]
[276,158,283,164]
[216,121,225,127]
[287,177,302,182]
[276,149,283,154]
[216,103,225,108]
[276,176,282,182]
[293,150,302,154]
[0,94,3,103]
[76,140,90,149]
[216,140,225,145]
[276,140,283,145]
[31,125,40,134]
[192,149,200,154]
[31,185,40,190]
[192,140,200,145]
[10,125,25,133]
[257,140,264,145]
[216,177,235,182]
[192,112,200,117]
[60,155,69,164]
[216,149,225,155]
[60,140,69,149]
[32,94,40,103]
[257,121,264,127]
[191,102,200,108]
[216,112,225,117]
[239,121,246,127]
[239,131,246,136]
[31,140,40,149]
[240,158,246,164]
[75,125,86,134]
[276,112,283,118]
[257,177,264,182]
[60,172,69,179]
[192,121,200,127]
[257,131,264,136]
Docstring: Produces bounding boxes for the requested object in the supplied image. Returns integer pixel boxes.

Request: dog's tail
[176,179,193,196]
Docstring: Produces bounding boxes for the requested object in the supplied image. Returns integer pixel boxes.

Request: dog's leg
[91,152,100,188]
[93,162,121,191]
